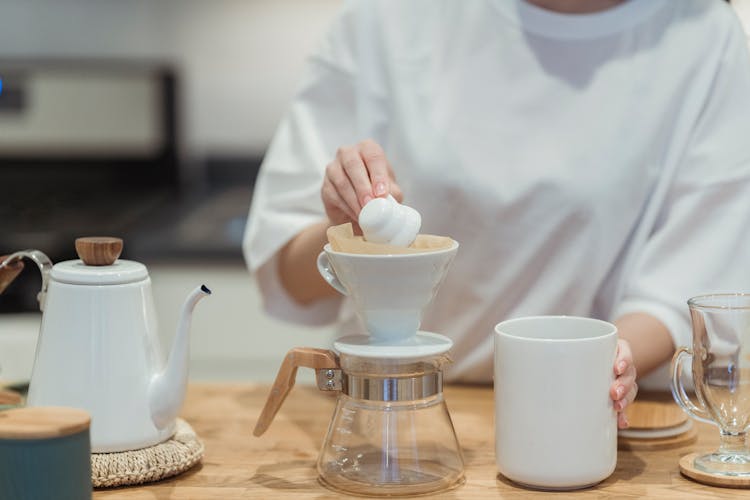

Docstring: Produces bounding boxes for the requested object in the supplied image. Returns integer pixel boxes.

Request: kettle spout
[149,284,211,429]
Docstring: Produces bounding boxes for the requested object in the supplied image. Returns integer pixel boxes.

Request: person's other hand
[322,139,403,226]
[610,339,637,429]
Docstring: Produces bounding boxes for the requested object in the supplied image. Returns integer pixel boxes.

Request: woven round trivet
[91,418,203,488]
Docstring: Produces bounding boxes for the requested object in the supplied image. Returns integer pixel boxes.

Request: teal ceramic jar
[0,407,92,500]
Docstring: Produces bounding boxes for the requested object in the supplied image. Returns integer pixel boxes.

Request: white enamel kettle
[0,237,210,452]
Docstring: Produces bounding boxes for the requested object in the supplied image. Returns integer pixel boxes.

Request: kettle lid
[50,236,148,285]
[51,259,148,285]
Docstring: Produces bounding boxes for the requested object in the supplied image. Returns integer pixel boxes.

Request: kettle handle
[0,250,53,311]
[253,347,339,437]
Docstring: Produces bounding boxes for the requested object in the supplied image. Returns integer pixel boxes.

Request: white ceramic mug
[494,316,617,490]
[317,242,458,342]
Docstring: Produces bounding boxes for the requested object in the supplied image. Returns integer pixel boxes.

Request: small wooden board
[680,452,750,488]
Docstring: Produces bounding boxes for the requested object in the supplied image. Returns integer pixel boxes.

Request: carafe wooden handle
[253,347,339,437]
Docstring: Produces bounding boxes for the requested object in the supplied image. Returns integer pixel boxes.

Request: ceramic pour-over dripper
[317,239,458,345]
[254,240,465,496]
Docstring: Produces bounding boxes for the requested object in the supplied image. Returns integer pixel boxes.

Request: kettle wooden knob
[75,237,123,266]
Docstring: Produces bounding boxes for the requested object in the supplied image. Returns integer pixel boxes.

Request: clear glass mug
[671,293,750,476]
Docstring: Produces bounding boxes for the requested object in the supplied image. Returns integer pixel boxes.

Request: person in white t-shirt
[732,0,750,49]
[243,0,750,429]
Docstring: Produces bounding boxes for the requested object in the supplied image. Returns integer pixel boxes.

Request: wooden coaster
[619,419,692,439]
[680,452,750,488]
[617,394,696,450]
[618,424,698,451]
[625,397,688,430]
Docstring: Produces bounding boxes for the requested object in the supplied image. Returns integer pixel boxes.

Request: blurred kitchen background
[0,0,343,384]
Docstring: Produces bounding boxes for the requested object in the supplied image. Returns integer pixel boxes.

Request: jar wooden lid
[0,407,91,440]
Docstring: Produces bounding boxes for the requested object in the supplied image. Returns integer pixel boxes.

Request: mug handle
[316,252,348,296]
[670,347,715,426]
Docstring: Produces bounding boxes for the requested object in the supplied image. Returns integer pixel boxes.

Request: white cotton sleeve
[612,299,690,349]
[732,0,750,51]
[614,16,750,350]
[253,255,343,325]
[242,1,388,325]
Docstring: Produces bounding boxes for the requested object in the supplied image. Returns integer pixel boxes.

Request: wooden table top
[94,383,750,499]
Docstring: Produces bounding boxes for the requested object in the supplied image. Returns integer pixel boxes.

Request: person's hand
[322,139,403,226]
[0,255,24,295]
[610,339,637,429]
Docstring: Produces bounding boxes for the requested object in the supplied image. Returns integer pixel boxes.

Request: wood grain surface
[92,384,750,499]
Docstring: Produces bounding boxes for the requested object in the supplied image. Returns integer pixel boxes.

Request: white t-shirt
[733,0,750,49]
[244,0,750,385]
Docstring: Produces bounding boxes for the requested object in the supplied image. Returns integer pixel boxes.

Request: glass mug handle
[670,347,715,426]
[316,252,348,296]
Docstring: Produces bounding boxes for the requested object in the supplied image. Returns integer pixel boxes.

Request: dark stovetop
[1,184,253,313]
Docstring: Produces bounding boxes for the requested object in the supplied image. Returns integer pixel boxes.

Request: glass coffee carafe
[672,293,750,476]
[254,347,464,496]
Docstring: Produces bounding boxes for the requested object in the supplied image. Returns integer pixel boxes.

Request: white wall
[0,0,343,156]
[149,263,338,384]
